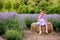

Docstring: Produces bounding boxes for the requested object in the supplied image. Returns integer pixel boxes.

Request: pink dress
[37,15,46,26]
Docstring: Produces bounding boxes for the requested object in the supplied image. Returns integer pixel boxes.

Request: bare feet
[39,31,42,34]
[46,31,48,34]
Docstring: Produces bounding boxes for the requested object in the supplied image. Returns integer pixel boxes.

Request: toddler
[37,10,48,34]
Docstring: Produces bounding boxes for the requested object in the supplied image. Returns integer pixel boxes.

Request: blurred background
[0,0,60,40]
[0,0,60,14]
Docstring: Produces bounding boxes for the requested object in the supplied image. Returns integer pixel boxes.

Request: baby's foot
[39,31,42,34]
[46,30,48,33]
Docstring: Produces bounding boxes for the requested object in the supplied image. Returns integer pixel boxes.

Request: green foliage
[28,6,34,13]
[55,4,60,14]
[46,3,60,14]
[0,18,24,40]
[24,18,37,29]
[0,22,6,35]
[5,3,11,9]
[38,1,48,10]
[2,18,23,31]
[0,0,60,14]
[33,6,39,13]
[0,18,24,35]
[4,0,13,10]
[48,19,60,31]
[13,3,20,9]
[17,5,28,14]
[4,30,23,40]
[0,1,4,10]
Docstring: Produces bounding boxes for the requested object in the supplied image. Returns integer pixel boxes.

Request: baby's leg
[46,24,48,33]
[39,25,42,34]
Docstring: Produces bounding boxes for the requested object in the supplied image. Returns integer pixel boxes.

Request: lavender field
[0,11,60,29]
[0,0,60,40]
[0,11,60,22]
[0,11,60,40]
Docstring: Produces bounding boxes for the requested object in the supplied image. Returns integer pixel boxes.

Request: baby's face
[40,12,44,16]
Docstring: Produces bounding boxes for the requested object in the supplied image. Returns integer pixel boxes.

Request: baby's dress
[37,15,46,26]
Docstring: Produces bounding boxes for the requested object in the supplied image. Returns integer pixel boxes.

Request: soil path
[0,36,4,40]
[23,30,60,40]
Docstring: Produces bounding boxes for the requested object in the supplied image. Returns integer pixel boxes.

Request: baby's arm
[38,16,40,22]
[44,16,47,22]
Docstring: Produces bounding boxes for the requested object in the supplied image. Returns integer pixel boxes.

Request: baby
[37,10,48,34]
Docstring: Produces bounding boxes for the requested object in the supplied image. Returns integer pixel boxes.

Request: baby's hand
[38,20,40,22]
[45,20,47,22]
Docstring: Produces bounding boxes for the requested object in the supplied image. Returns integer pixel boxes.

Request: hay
[30,22,54,33]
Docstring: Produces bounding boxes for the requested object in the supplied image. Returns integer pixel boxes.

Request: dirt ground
[0,30,60,40]
[0,36,4,40]
[23,30,60,40]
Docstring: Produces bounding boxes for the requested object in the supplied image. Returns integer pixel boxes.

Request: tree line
[0,0,60,14]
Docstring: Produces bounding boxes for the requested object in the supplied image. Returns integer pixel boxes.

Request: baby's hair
[40,10,45,13]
